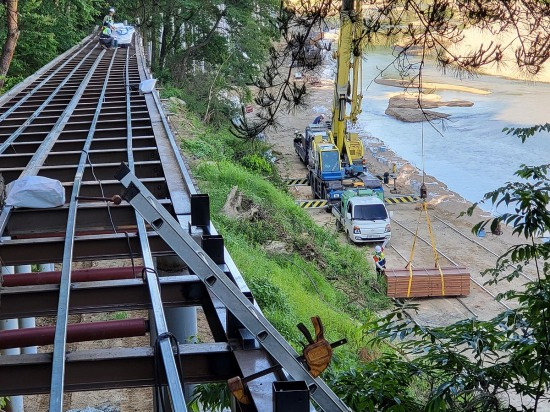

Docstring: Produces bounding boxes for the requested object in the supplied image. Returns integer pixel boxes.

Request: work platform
[0,31,347,411]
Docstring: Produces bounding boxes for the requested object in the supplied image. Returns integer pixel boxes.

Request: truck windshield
[353,204,388,220]
[321,151,340,172]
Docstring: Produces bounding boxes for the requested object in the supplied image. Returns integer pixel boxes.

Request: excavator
[294,0,381,202]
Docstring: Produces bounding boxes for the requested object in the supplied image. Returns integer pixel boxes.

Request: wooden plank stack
[385,267,470,298]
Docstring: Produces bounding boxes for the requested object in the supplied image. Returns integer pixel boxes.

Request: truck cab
[306,129,344,201]
[333,189,392,244]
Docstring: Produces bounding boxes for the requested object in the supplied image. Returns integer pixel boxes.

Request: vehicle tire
[336,219,342,231]
[325,204,332,213]
[346,232,354,245]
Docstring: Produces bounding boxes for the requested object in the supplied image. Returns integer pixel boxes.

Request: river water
[356,48,550,214]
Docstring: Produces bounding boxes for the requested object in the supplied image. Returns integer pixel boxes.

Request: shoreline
[267,76,494,225]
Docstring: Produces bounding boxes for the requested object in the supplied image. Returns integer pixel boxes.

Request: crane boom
[331,0,365,169]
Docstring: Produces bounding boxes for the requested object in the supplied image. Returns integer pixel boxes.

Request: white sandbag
[139,78,157,94]
[5,176,65,208]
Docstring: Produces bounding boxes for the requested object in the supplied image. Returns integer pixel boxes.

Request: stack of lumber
[385,267,470,298]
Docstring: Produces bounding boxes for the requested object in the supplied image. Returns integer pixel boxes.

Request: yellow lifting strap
[405,201,446,297]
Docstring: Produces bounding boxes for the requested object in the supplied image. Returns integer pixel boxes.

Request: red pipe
[1,266,143,287]
[0,318,148,349]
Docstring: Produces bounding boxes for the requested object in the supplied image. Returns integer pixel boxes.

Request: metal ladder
[115,164,350,412]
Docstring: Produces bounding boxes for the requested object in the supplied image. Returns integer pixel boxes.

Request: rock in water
[385,107,450,122]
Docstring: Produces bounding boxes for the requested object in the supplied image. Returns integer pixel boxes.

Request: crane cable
[405,80,445,297]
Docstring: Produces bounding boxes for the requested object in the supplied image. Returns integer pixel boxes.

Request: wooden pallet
[385,267,470,298]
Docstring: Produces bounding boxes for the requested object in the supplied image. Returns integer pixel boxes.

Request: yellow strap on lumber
[405,202,445,297]
[406,208,422,297]
[423,202,445,296]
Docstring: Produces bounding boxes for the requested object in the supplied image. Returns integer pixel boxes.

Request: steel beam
[7,199,173,235]
[0,232,173,265]
[0,275,204,319]
[0,343,239,396]
[1,266,142,287]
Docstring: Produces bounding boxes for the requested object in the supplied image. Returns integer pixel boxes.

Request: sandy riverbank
[384,92,474,122]
[266,72,535,327]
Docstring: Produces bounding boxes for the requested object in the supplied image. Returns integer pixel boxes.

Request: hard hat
[320,114,325,118]
[109,7,115,12]
[375,245,382,253]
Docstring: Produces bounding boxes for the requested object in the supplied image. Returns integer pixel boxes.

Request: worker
[312,113,325,124]
[99,25,114,49]
[103,7,116,30]
[372,245,386,275]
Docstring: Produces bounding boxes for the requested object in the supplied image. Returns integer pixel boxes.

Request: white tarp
[139,78,157,94]
[6,176,65,208]
[112,23,135,45]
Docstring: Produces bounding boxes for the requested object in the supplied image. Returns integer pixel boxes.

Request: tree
[0,0,107,90]
[328,125,550,411]
[232,0,550,139]
[0,0,20,89]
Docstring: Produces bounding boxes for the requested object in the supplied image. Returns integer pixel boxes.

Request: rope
[404,67,447,296]
[406,207,422,297]
[405,203,446,297]
[424,203,445,296]
[85,150,136,276]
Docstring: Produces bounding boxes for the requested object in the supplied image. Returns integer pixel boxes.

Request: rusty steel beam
[0,275,203,319]
[1,266,142,287]
[7,199,174,235]
[0,232,174,265]
[0,318,148,349]
[59,177,168,198]
[0,343,239,396]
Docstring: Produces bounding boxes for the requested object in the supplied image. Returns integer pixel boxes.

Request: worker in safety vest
[99,25,114,49]
[103,7,116,30]
[373,245,386,275]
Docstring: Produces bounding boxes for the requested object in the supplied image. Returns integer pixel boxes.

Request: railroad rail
[390,217,513,311]
[0,32,328,411]
[431,215,534,282]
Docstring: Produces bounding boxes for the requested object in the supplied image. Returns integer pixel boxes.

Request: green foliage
[117,0,278,124]
[176,113,390,379]
[1,0,107,89]
[239,153,273,175]
[353,126,550,411]
[327,353,423,412]
[188,383,230,412]
[503,123,550,143]
[110,311,128,320]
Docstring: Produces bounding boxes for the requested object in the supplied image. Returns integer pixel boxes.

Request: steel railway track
[0,33,310,412]
[389,216,513,311]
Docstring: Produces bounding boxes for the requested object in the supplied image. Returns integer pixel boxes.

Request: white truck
[332,189,392,244]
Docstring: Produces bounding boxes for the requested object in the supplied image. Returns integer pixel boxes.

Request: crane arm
[331,0,365,164]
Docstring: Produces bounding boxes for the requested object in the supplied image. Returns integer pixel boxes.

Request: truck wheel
[346,232,354,245]
[325,204,332,213]
[336,219,342,231]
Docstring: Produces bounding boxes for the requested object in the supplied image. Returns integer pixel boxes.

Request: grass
[170,106,391,370]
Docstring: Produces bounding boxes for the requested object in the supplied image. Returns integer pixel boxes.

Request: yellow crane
[330,0,365,174]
